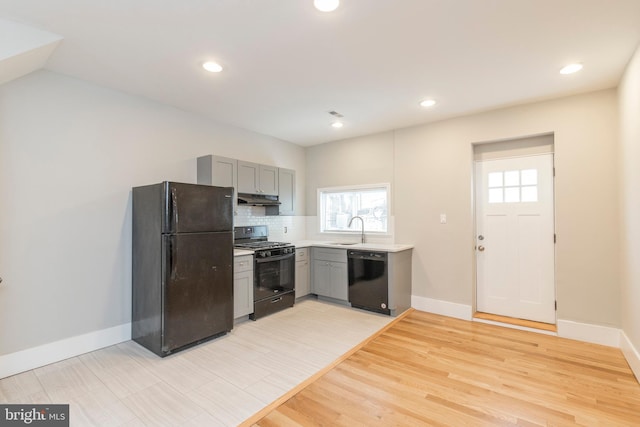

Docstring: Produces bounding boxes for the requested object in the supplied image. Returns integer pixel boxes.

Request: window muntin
[487,169,538,204]
[319,185,389,233]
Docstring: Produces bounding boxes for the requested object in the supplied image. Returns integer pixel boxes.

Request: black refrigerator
[132,181,234,357]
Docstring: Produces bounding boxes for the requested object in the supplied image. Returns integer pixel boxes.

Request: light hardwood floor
[250,310,640,426]
[0,299,393,426]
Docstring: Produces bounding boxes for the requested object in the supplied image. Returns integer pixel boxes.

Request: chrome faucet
[348,215,365,243]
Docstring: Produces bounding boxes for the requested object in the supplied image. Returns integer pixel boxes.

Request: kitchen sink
[328,242,359,246]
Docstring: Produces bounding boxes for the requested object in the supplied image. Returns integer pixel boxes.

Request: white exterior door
[475,154,556,324]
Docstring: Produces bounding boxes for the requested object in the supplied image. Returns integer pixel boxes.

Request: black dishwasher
[348,250,390,315]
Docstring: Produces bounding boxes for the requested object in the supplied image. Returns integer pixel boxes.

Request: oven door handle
[255,253,295,263]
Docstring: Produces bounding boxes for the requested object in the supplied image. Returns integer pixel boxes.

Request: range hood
[237,193,281,206]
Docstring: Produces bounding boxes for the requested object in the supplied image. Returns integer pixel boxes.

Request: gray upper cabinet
[278,168,295,215]
[197,155,237,189]
[237,161,259,194]
[238,161,278,196]
[259,164,278,196]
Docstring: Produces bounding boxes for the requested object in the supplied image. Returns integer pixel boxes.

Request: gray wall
[306,89,622,328]
[0,70,306,355]
[619,44,640,356]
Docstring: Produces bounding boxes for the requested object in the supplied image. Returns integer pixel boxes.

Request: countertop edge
[235,242,414,256]
[292,240,414,253]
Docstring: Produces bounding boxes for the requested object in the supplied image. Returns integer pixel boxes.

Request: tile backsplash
[234,206,306,241]
[234,208,395,244]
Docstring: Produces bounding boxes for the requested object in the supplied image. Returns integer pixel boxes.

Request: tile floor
[0,299,393,426]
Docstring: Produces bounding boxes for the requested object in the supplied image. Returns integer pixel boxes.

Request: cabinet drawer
[251,292,294,320]
[234,255,253,273]
[312,247,347,263]
[295,247,309,261]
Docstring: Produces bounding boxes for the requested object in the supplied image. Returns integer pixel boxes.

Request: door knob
[478,245,485,252]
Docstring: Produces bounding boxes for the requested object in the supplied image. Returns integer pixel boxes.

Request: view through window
[319,185,389,233]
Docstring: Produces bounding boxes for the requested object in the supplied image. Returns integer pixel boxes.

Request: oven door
[254,252,295,302]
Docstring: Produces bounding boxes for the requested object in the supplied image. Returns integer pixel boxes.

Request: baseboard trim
[411,296,628,347]
[556,319,620,347]
[411,295,473,320]
[0,323,131,379]
[620,332,640,382]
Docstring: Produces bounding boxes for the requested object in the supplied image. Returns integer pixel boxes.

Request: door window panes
[487,168,541,204]
[504,187,520,203]
[488,172,503,188]
[504,170,520,186]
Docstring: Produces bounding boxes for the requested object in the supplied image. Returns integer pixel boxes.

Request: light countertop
[234,249,254,257]
[292,240,413,253]
[234,241,413,256]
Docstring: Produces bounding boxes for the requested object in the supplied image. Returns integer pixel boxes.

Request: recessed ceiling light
[420,99,436,108]
[331,121,343,128]
[560,63,583,75]
[202,61,223,73]
[314,0,340,12]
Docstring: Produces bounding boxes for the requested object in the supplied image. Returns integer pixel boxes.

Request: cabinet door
[197,155,237,188]
[233,270,253,318]
[330,262,348,301]
[278,168,295,215]
[259,165,279,196]
[312,260,332,298]
[237,161,260,194]
[212,156,237,188]
[295,260,310,298]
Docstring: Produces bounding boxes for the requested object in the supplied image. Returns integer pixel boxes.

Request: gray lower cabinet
[295,247,310,298]
[311,248,348,301]
[234,255,253,318]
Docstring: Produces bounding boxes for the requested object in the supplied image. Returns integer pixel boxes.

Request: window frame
[317,183,391,235]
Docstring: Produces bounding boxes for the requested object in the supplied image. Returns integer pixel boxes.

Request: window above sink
[318,183,390,234]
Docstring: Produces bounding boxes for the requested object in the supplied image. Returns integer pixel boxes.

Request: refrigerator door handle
[171,186,179,229]
[169,238,177,280]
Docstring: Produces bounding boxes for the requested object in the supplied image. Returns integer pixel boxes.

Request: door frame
[471,134,557,324]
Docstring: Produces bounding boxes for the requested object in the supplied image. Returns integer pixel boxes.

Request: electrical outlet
[440,214,447,224]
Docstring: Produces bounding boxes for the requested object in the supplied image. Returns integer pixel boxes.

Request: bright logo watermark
[1,405,68,426]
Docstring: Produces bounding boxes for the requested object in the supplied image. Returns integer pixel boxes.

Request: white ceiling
[1,0,639,146]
